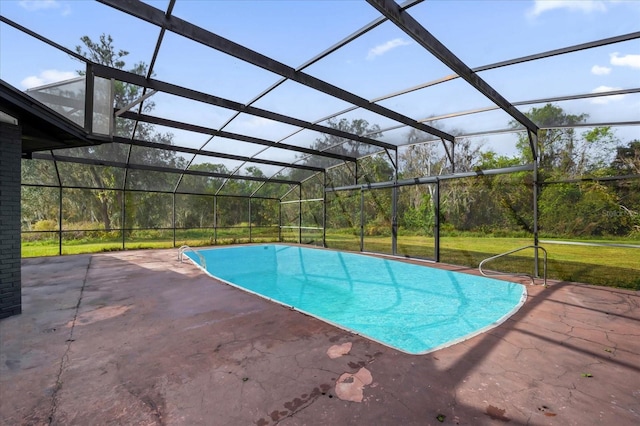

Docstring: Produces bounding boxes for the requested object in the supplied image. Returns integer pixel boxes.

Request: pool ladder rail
[178,245,206,269]
[479,245,547,287]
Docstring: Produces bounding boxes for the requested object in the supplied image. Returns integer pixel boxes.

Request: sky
[1,0,639,170]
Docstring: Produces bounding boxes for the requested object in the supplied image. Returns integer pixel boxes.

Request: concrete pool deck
[1,248,638,425]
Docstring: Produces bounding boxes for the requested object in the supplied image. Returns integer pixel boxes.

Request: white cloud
[18,0,59,11]
[528,0,607,17]
[366,38,411,60]
[20,70,77,89]
[591,65,611,75]
[246,116,272,128]
[610,52,640,69]
[19,0,70,15]
[60,3,71,16]
[590,85,625,104]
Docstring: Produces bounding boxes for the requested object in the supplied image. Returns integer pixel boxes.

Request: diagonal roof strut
[366,0,539,137]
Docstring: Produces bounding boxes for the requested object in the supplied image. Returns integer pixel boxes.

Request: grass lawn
[22,233,639,290]
[325,234,640,290]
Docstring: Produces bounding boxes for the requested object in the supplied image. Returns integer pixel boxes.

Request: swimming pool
[185,244,526,354]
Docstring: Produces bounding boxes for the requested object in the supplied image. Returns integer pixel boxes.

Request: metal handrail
[178,245,206,269]
[479,245,547,286]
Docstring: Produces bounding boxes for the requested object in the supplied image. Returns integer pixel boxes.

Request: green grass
[325,233,640,290]
[326,234,640,269]
[22,231,640,290]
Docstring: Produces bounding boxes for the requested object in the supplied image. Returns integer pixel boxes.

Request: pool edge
[181,245,529,356]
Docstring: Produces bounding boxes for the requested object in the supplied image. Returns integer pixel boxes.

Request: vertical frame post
[121,188,125,250]
[84,64,94,135]
[434,180,440,262]
[360,188,364,252]
[278,200,282,242]
[450,139,455,173]
[172,192,176,247]
[58,186,63,256]
[323,172,327,248]
[392,149,398,256]
[109,78,115,138]
[249,198,252,243]
[52,159,62,255]
[213,195,218,245]
[354,161,358,186]
[298,185,302,244]
[531,131,540,277]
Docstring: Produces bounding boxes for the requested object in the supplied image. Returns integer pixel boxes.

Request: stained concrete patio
[1,248,638,425]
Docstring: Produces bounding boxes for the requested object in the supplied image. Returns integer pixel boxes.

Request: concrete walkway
[1,248,638,425]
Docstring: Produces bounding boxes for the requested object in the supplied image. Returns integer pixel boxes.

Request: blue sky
[1,0,639,166]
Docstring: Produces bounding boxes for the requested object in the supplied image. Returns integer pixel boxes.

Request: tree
[508,104,637,237]
[513,103,618,179]
[538,181,634,236]
[611,140,640,175]
[76,34,151,117]
[608,140,640,235]
[307,118,382,169]
[58,34,178,231]
[21,159,60,233]
[311,118,384,234]
[397,129,446,233]
[396,126,498,234]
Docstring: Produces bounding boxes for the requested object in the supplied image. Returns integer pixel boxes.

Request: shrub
[33,219,58,231]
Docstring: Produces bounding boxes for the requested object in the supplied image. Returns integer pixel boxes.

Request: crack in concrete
[293,352,342,377]
[48,256,92,425]
[123,384,165,426]
[273,393,322,425]
[377,385,414,413]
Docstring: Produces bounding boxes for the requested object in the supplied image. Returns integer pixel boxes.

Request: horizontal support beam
[119,137,324,172]
[32,152,300,185]
[280,198,324,204]
[476,31,640,73]
[327,163,534,192]
[542,174,640,185]
[371,31,640,104]
[279,226,324,230]
[117,110,355,163]
[20,181,280,200]
[371,87,640,142]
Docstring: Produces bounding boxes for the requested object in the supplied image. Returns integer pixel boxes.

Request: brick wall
[0,122,22,319]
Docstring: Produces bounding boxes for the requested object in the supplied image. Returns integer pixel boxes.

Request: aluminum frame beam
[20,181,281,200]
[327,163,535,192]
[32,152,299,185]
[93,64,396,152]
[366,0,540,136]
[96,0,455,143]
[117,110,355,163]
[118,137,324,173]
[370,31,640,104]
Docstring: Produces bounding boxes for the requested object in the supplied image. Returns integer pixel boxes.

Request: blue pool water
[186,244,526,354]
